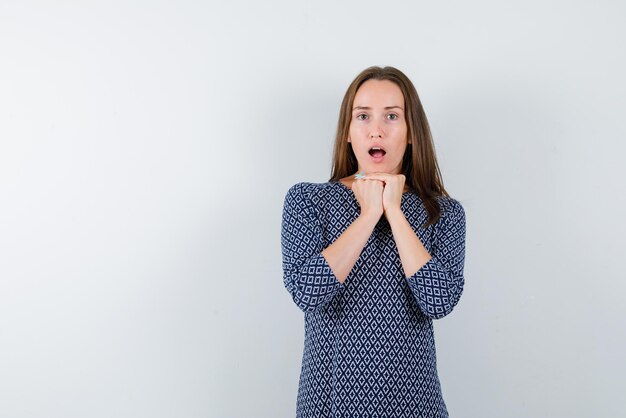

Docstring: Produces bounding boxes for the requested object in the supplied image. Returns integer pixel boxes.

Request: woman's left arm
[387,199,466,319]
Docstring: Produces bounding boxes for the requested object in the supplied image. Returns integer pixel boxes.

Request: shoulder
[283,181,333,215]
[285,181,333,203]
[435,195,466,225]
[285,181,323,197]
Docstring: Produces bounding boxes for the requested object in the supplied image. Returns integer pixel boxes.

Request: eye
[356,113,368,120]
[387,113,398,120]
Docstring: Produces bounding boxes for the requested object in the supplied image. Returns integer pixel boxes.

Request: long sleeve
[406,198,466,319]
[281,183,342,313]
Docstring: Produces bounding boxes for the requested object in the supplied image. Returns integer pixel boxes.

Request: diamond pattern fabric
[281,181,466,418]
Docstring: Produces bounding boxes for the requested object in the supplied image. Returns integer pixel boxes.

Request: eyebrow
[352,106,404,111]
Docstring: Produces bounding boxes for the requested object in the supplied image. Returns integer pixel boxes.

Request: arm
[281,183,378,312]
[322,213,379,285]
[385,208,433,279]
[386,198,466,319]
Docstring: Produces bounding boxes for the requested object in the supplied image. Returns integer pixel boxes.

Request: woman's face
[348,79,409,175]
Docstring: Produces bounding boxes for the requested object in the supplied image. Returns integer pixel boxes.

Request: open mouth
[368,147,386,158]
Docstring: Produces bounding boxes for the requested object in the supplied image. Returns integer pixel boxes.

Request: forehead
[353,79,404,107]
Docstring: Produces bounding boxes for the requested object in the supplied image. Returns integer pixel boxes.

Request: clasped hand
[352,172,405,217]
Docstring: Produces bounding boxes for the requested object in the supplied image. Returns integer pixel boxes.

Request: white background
[1,1,625,417]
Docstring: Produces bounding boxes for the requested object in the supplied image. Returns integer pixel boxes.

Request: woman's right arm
[321,212,379,284]
[324,179,385,283]
[281,182,380,312]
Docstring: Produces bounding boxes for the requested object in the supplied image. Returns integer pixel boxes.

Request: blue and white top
[281,181,466,418]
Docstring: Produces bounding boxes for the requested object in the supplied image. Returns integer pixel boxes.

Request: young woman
[281,66,466,418]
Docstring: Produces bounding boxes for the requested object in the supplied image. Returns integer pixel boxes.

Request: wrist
[384,207,405,224]
[359,210,382,226]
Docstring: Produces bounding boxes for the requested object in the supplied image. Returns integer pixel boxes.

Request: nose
[369,129,383,139]
[369,120,384,139]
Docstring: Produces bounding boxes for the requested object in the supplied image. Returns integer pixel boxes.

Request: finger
[361,178,384,185]
[355,177,384,183]
[361,173,394,182]
[360,172,390,178]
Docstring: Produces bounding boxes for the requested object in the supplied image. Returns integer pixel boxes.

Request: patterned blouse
[281,180,466,418]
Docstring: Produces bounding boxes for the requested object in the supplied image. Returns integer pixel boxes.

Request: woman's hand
[357,172,405,215]
[352,176,384,220]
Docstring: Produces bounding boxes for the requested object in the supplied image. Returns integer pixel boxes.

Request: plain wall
[1,1,625,417]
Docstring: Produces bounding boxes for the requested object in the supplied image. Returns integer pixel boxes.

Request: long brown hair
[329,66,449,228]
